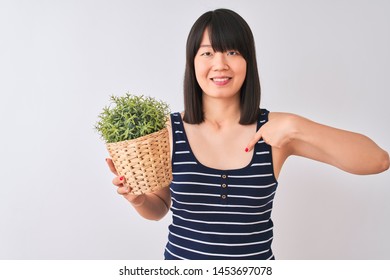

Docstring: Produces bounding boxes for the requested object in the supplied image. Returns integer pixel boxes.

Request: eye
[227,50,240,56]
[200,51,212,57]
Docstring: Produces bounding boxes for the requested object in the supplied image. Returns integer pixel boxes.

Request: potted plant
[95,93,172,195]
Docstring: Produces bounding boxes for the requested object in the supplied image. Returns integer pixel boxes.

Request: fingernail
[119,176,124,181]
[245,147,249,152]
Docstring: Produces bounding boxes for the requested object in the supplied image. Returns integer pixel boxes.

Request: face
[194,29,247,100]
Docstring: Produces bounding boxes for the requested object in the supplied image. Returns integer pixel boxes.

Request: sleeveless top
[164,109,278,260]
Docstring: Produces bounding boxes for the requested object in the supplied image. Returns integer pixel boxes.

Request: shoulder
[268,111,303,127]
[260,109,294,120]
[166,112,184,133]
[268,111,295,119]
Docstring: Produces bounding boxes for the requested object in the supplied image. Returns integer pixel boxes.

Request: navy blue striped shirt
[164,109,278,260]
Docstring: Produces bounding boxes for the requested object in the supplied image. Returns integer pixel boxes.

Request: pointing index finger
[245,128,262,152]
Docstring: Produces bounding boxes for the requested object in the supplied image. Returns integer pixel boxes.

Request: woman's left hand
[246,113,297,152]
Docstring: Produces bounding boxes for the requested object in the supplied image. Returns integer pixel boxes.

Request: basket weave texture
[106,128,172,195]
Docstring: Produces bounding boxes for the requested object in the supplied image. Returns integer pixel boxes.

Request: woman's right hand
[105,158,146,206]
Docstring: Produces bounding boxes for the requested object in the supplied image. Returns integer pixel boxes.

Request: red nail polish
[245,148,249,152]
[119,176,124,181]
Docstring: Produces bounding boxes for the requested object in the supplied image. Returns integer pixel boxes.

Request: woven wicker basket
[106,128,172,195]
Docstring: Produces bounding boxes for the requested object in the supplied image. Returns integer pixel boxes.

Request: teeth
[212,78,230,82]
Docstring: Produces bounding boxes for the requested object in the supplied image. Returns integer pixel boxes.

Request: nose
[212,52,229,71]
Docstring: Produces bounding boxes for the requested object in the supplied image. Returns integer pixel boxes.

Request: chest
[183,122,257,170]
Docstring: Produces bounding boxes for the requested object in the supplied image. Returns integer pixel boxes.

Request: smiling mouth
[211,77,231,82]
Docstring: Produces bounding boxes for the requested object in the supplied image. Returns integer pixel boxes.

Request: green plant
[95,93,170,143]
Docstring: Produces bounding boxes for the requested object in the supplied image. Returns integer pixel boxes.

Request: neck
[202,95,241,128]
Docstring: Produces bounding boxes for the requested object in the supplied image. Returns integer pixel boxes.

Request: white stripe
[260,120,266,123]
[171,197,274,209]
[171,189,220,197]
[258,140,265,144]
[173,162,197,165]
[168,241,269,258]
[175,140,186,144]
[174,121,180,124]
[175,151,190,154]
[256,151,270,155]
[171,206,272,216]
[171,181,220,187]
[175,130,183,133]
[251,162,271,167]
[228,174,273,178]
[267,254,274,260]
[170,231,273,247]
[173,113,179,116]
[171,222,273,236]
[229,182,277,189]
[165,248,187,260]
[173,213,269,225]
[229,191,276,200]
[172,172,220,177]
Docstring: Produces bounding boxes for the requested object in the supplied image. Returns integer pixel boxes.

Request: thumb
[106,158,119,176]
[245,128,262,152]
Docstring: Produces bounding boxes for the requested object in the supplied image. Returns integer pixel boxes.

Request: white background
[0,0,389,260]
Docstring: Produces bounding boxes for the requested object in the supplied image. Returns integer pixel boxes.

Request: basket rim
[106,127,168,146]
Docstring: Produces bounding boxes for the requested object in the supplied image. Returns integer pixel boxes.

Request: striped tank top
[164,109,278,260]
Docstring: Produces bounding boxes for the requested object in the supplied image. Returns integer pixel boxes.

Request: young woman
[106,9,389,260]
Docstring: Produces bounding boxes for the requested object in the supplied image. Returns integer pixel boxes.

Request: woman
[106,9,389,259]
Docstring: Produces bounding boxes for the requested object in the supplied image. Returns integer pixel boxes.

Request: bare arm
[247,112,389,175]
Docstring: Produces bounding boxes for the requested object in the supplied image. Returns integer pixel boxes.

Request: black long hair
[183,8,261,124]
